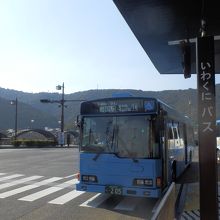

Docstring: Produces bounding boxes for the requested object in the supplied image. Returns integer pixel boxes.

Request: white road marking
[0,177,62,198]
[64,174,78,178]
[0,149,19,153]
[0,175,43,190]
[19,179,78,202]
[0,174,24,182]
[0,172,138,208]
[49,190,85,205]
[80,193,110,208]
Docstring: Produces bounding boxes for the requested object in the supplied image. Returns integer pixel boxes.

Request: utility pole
[10,98,18,140]
[56,82,65,146]
[41,83,85,147]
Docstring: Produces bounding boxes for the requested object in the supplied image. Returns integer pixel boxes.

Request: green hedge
[12,139,57,147]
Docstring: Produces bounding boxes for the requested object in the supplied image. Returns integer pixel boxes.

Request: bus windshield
[81,115,159,159]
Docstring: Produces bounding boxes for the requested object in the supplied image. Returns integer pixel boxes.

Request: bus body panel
[76,153,162,198]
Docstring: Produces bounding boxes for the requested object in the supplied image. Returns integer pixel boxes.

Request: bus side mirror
[194,140,198,146]
[77,115,82,128]
[160,109,167,117]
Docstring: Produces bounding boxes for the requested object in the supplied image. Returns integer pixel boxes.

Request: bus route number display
[99,101,138,113]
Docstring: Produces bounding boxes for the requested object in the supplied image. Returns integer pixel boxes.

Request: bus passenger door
[166,122,176,183]
[160,121,169,188]
[173,125,180,148]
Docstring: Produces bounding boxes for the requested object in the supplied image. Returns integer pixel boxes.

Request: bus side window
[172,122,180,139]
[173,125,181,148]
[168,126,173,139]
[167,123,174,149]
[187,125,195,146]
[173,127,178,139]
[178,123,185,147]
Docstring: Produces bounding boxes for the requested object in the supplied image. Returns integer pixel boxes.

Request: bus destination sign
[81,98,157,114]
[99,101,138,113]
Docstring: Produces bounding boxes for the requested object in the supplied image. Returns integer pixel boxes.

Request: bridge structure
[15,129,57,142]
[8,129,79,146]
[0,132,7,139]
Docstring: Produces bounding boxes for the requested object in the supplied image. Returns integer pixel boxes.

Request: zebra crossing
[0,172,144,212]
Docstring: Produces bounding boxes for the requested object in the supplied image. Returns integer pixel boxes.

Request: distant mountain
[1,85,220,131]
[0,95,58,130]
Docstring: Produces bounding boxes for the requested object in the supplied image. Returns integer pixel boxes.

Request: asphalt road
[0,148,157,220]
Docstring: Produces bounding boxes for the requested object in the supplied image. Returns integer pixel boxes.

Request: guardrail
[151,182,176,220]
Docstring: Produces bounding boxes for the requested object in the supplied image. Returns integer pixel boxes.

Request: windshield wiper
[93,148,105,161]
[115,147,139,163]
[132,158,139,163]
[110,126,117,151]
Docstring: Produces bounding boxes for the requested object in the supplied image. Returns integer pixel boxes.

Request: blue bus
[76,96,194,198]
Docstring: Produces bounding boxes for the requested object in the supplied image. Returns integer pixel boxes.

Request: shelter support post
[197,35,218,219]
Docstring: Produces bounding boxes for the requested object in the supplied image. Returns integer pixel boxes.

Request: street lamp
[188,99,192,119]
[10,98,18,140]
[30,119,35,129]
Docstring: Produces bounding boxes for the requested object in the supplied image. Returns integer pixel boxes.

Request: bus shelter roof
[113,0,220,74]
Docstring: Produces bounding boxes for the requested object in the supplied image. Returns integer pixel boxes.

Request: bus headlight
[136,179,144,185]
[144,179,153,186]
[133,178,153,186]
[82,175,97,183]
[89,176,97,182]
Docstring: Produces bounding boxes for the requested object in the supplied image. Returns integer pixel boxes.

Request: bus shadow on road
[92,194,158,219]
[176,162,199,184]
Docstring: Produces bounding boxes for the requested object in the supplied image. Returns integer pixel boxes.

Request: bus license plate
[105,185,122,195]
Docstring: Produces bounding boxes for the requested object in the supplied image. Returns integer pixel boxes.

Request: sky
[0,0,219,94]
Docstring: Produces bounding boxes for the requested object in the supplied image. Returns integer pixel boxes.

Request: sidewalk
[179,146,220,219]
[176,147,200,219]
[179,183,200,219]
